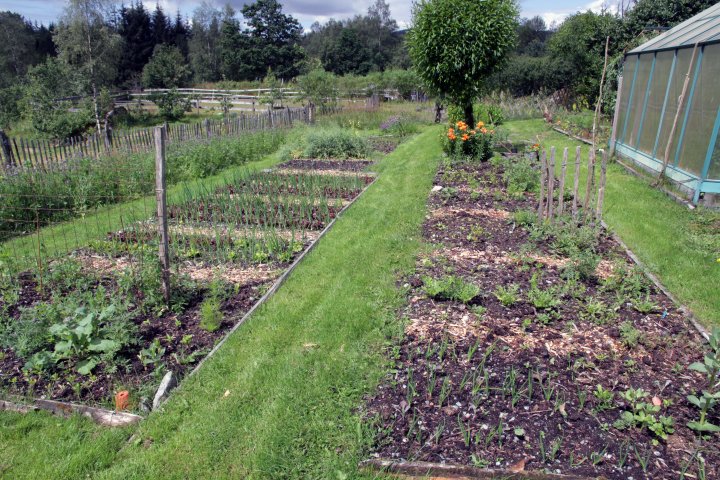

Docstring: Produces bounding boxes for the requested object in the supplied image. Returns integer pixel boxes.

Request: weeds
[423,275,480,304]
[494,283,520,307]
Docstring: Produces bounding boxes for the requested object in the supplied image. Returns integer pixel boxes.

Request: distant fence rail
[0,106,326,173]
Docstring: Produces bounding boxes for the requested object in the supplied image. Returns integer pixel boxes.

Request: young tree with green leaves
[407,0,518,126]
[54,0,121,134]
[142,44,191,88]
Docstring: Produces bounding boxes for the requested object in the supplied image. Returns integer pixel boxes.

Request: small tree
[142,44,191,88]
[297,69,338,108]
[407,0,518,126]
[259,70,285,109]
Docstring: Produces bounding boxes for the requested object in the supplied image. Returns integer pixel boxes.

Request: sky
[4,0,622,30]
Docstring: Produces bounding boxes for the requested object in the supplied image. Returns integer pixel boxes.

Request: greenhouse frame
[612,3,720,204]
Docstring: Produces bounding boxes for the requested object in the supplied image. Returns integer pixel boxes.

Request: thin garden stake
[592,36,610,152]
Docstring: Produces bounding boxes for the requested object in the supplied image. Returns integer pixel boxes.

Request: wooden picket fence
[0,106,311,173]
[537,146,608,223]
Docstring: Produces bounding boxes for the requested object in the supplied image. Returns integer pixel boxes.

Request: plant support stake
[155,125,171,303]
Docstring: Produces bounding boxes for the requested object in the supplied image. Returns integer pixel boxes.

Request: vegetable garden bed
[0,158,376,415]
[365,153,719,479]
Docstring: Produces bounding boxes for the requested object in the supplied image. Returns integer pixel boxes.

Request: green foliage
[688,327,720,386]
[25,303,137,375]
[527,273,561,309]
[687,391,720,433]
[547,12,620,105]
[297,69,338,107]
[613,387,674,440]
[423,275,480,304]
[619,321,641,348]
[199,298,223,333]
[476,104,505,125]
[512,209,536,227]
[494,283,520,307]
[150,88,191,120]
[22,58,90,138]
[501,155,540,195]
[0,85,23,129]
[303,129,371,159]
[593,384,614,412]
[408,0,518,123]
[142,44,191,88]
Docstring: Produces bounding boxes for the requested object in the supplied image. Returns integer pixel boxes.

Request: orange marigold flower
[480,127,488,134]
[476,121,485,128]
[461,134,470,141]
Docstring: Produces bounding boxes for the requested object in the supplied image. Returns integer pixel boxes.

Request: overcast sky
[5,0,621,30]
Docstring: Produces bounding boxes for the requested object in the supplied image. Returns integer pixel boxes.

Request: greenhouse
[612,3,720,204]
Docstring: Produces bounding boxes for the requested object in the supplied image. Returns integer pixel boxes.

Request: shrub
[303,129,371,159]
[443,120,495,161]
[150,88,191,120]
[502,156,540,195]
[379,116,420,137]
[199,298,222,332]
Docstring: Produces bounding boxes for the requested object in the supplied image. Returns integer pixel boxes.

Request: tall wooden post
[547,147,556,220]
[155,125,171,303]
[538,150,547,220]
[558,147,568,216]
[0,130,14,167]
[583,148,596,216]
[596,149,608,221]
[572,146,581,221]
[608,76,623,159]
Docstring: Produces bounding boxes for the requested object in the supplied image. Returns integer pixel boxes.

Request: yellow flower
[476,121,484,128]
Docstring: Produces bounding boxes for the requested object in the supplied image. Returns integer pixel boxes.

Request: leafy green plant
[25,304,132,375]
[423,275,480,304]
[502,155,540,195]
[593,384,614,412]
[619,321,641,348]
[466,225,488,242]
[687,392,720,433]
[613,387,674,440]
[138,338,166,370]
[686,327,720,433]
[632,295,658,314]
[527,273,561,309]
[494,283,520,307]
[581,297,617,325]
[303,129,370,159]
[512,209,536,227]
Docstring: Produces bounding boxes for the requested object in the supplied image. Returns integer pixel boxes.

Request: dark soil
[277,159,375,172]
[368,137,400,154]
[365,158,719,479]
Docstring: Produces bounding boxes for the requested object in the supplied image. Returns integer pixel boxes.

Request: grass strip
[0,127,441,479]
[505,118,720,327]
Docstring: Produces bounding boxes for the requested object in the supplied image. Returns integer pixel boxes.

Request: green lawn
[505,119,720,327]
[0,127,442,479]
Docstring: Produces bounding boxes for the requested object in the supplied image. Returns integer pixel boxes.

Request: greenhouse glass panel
[710,130,720,179]
[678,44,720,177]
[624,54,651,147]
[615,55,636,143]
[637,51,674,155]
[655,48,692,160]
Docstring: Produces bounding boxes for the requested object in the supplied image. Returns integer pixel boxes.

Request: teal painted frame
[694,106,720,203]
[652,49,678,159]
[634,53,657,148]
[673,47,704,167]
[620,55,641,144]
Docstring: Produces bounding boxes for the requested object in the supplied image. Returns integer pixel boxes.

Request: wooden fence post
[608,76,623,159]
[268,108,274,128]
[596,149,608,221]
[538,149,547,220]
[584,148,596,216]
[572,146,581,221]
[558,147,568,216]
[547,147,556,220]
[154,125,171,304]
[0,130,14,167]
[204,119,211,138]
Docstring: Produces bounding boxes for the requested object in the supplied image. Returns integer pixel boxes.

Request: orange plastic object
[114,390,130,411]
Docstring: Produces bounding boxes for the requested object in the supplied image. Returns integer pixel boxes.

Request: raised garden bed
[364,155,719,479]
[0,159,376,418]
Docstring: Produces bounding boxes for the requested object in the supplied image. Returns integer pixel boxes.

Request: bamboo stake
[595,149,608,221]
[538,150,547,219]
[547,147,556,220]
[592,36,610,151]
[572,146,581,221]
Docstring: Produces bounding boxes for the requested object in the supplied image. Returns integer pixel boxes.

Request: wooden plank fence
[0,106,313,173]
[537,146,608,224]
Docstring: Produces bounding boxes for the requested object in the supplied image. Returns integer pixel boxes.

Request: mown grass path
[507,119,720,327]
[0,128,441,479]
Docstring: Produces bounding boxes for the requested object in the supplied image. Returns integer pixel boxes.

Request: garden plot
[365,155,719,479]
[0,162,374,414]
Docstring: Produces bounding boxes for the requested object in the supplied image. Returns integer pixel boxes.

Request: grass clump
[423,275,480,304]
